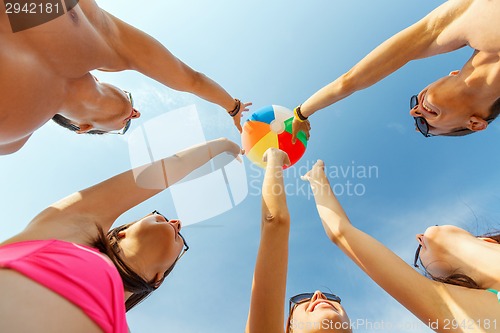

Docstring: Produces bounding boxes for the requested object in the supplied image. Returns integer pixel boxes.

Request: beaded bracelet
[294,105,308,122]
[228,99,241,117]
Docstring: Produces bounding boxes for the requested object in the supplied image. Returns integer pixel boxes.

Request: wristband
[228,99,241,117]
[294,105,308,122]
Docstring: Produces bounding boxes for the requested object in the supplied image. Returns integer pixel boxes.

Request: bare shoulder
[419,0,474,50]
[457,0,500,51]
[77,0,119,36]
[429,0,500,52]
[77,0,130,68]
[425,0,473,32]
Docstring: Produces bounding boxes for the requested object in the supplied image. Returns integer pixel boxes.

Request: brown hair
[93,224,180,311]
[52,114,107,135]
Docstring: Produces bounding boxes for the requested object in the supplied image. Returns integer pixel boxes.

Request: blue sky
[3,0,500,332]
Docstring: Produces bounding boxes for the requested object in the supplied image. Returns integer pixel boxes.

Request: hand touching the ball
[291,117,311,144]
[262,148,291,168]
[229,100,252,133]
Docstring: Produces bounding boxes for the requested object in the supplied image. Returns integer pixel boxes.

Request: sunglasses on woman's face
[414,244,423,268]
[151,210,189,260]
[288,292,341,314]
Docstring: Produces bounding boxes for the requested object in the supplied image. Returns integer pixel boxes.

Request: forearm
[132,39,236,111]
[261,155,289,222]
[43,139,236,230]
[300,18,440,118]
[330,222,445,324]
[246,226,289,333]
[309,170,350,240]
[134,138,233,189]
[246,150,290,333]
[107,14,236,111]
[133,42,236,111]
[310,171,443,322]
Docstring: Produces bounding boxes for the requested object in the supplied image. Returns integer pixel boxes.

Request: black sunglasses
[71,91,135,135]
[151,210,189,260]
[288,292,341,315]
[410,95,433,138]
[410,94,494,137]
[414,225,440,268]
[107,91,134,135]
[413,244,422,268]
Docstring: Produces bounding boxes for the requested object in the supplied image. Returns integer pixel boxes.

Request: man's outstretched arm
[100,11,250,129]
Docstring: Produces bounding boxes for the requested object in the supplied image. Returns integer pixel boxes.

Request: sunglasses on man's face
[288,292,341,314]
[107,91,134,135]
[151,210,189,260]
[410,95,433,138]
[71,91,135,135]
[410,94,494,137]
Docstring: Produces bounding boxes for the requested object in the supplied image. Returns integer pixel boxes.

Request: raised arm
[27,138,241,233]
[302,160,500,332]
[245,148,291,333]
[100,11,251,131]
[292,0,472,140]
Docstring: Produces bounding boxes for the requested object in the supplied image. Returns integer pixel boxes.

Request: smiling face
[409,72,494,136]
[117,213,185,283]
[289,291,352,333]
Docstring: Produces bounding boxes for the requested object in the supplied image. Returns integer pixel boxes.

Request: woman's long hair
[92,224,179,311]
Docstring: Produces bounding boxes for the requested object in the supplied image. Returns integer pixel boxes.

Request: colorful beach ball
[242,105,308,169]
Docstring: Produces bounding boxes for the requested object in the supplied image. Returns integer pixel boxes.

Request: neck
[59,74,102,121]
[463,51,500,92]
[452,240,500,290]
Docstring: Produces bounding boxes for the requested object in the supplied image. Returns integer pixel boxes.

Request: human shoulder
[417,0,473,52]
[78,0,118,36]
[425,0,473,34]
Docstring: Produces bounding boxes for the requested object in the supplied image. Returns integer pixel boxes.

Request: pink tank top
[0,239,128,333]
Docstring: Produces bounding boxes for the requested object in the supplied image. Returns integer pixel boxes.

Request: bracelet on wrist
[228,99,241,117]
[294,105,308,122]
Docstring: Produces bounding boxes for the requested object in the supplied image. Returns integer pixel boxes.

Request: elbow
[339,70,357,96]
[263,211,290,226]
[321,215,351,244]
[178,70,205,94]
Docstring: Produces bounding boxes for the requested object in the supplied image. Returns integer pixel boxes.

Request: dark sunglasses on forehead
[410,94,493,138]
[288,292,341,314]
[151,210,189,260]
